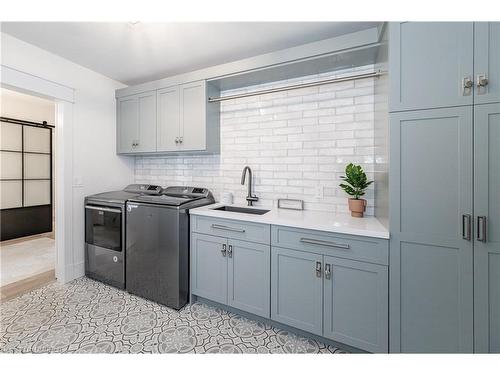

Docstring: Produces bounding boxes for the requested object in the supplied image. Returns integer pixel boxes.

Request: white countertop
[190,203,390,239]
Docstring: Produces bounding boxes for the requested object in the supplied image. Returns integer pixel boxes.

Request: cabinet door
[323,256,388,353]
[117,95,138,153]
[179,80,206,151]
[271,247,323,335]
[191,233,227,304]
[157,86,180,152]
[135,92,157,152]
[389,22,473,112]
[227,239,270,318]
[474,22,500,105]
[389,107,474,353]
[474,103,500,353]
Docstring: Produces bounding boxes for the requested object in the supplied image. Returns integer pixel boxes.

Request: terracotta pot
[348,198,366,218]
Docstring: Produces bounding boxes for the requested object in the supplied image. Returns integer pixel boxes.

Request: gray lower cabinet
[191,233,227,305]
[227,239,270,317]
[474,103,500,353]
[271,247,323,336]
[323,256,388,353]
[192,218,389,352]
[389,107,474,353]
[191,231,271,318]
[271,244,388,353]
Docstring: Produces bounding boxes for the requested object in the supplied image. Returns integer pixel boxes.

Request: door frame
[1,64,76,283]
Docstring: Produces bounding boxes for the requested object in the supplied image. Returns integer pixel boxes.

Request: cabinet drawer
[191,215,270,244]
[272,226,388,265]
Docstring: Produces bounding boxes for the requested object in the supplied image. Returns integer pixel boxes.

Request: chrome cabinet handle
[175,137,179,144]
[462,214,472,241]
[462,76,473,95]
[477,74,489,87]
[228,245,233,258]
[221,243,227,257]
[476,74,489,95]
[315,261,322,278]
[211,224,246,233]
[179,136,183,144]
[324,264,331,280]
[300,238,350,250]
[477,216,487,242]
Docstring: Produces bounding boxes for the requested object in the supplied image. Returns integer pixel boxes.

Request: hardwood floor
[0,269,56,302]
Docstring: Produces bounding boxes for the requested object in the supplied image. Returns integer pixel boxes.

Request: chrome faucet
[241,166,258,206]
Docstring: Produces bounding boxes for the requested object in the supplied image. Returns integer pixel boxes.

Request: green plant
[339,163,373,200]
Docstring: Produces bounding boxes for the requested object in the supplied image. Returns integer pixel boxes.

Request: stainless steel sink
[213,206,270,215]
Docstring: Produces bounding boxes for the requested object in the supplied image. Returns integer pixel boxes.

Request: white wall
[136,66,376,215]
[1,32,135,280]
[0,88,55,123]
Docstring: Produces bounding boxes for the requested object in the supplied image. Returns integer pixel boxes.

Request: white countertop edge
[190,203,390,240]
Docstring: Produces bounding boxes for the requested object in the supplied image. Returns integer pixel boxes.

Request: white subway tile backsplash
[135,66,376,213]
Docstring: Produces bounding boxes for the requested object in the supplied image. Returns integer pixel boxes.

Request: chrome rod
[208,70,385,103]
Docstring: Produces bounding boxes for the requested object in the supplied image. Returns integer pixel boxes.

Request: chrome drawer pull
[315,261,322,278]
[85,205,122,214]
[211,224,246,233]
[300,237,350,250]
[221,243,227,257]
[477,216,487,243]
[228,245,233,258]
[324,264,331,280]
[462,214,472,241]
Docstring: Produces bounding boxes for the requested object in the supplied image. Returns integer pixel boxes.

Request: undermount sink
[213,206,270,215]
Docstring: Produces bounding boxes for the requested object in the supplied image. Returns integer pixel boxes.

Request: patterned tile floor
[0,277,347,354]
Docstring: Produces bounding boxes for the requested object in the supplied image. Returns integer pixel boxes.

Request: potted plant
[339,163,373,218]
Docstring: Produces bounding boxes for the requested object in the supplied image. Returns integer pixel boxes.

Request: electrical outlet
[73,175,83,187]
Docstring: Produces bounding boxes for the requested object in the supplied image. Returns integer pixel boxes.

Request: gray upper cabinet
[118,80,219,155]
[117,91,157,153]
[179,81,207,151]
[323,256,388,353]
[191,233,228,305]
[271,247,323,336]
[474,22,500,105]
[157,86,180,152]
[227,239,270,318]
[474,103,500,353]
[389,107,474,353]
[389,22,474,112]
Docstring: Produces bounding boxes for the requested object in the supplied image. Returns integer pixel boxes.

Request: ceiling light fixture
[128,21,141,29]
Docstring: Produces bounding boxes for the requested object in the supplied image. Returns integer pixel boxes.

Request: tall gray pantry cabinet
[389,22,500,353]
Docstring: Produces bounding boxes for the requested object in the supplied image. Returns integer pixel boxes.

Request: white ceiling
[1,22,380,85]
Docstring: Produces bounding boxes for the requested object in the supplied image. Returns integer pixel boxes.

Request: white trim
[1,65,75,103]
[54,101,74,283]
[1,66,76,284]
